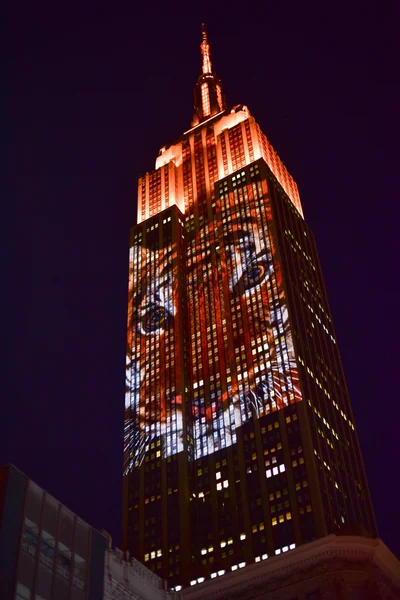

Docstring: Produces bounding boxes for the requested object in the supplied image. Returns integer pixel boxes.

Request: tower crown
[192,24,226,126]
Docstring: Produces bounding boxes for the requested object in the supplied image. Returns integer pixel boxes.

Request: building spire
[192,24,227,126]
[201,23,212,74]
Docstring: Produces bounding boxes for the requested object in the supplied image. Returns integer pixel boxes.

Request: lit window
[201,83,211,116]
[21,518,38,558]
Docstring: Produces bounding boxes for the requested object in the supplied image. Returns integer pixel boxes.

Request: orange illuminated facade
[123,26,376,591]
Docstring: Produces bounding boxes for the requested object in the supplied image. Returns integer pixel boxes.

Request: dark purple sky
[5,2,400,558]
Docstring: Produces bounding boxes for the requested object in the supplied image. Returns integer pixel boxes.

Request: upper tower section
[191,24,226,126]
[136,25,304,223]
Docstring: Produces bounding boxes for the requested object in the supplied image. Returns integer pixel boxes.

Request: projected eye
[242,261,268,289]
[142,306,168,333]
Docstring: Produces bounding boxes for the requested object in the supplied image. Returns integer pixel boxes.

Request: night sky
[5,2,400,559]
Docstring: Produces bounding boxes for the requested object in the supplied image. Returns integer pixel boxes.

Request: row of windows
[258,127,303,217]
[20,518,86,590]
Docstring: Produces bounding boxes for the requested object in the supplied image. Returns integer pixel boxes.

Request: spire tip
[200,23,212,74]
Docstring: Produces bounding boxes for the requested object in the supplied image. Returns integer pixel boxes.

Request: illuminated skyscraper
[123,25,376,590]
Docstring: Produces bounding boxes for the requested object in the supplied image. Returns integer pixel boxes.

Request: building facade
[0,464,108,600]
[0,463,182,600]
[123,26,377,590]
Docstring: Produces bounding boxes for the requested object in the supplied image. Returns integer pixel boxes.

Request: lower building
[0,464,180,600]
[181,534,400,599]
[0,464,107,600]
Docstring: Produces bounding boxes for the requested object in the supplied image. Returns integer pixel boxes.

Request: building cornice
[105,548,179,600]
[182,536,400,599]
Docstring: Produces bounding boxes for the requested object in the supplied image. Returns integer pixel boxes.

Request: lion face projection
[124,174,302,471]
[188,178,302,459]
[124,239,184,473]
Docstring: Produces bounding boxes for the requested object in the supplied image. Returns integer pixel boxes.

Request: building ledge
[181,535,400,599]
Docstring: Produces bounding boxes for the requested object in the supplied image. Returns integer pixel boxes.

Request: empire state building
[122,25,376,589]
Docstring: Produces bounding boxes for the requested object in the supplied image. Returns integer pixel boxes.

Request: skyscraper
[122,25,377,590]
